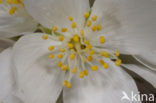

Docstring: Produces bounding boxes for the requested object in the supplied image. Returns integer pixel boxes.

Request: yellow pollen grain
[72,22,77,28]
[68,16,73,21]
[103,63,109,69]
[42,34,48,40]
[70,54,75,60]
[63,80,68,87]
[61,65,69,71]
[115,59,122,66]
[57,54,63,59]
[52,26,58,32]
[86,44,92,50]
[87,56,93,62]
[91,65,98,71]
[97,24,102,31]
[83,69,88,76]
[58,35,64,41]
[91,15,97,21]
[59,48,65,52]
[48,46,55,51]
[61,28,68,32]
[84,40,90,45]
[58,61,63,67]
[79,71,85,78]
[80,29,84,36]
[9,7,17,15]
[73,35,79,42]
[84,12,90,18]
[87,20,92,27]
[99,59,105,65]
[99,36,106,44]
[89,50,95,55]
[68,43,74,49]
[91,25,97,32]
[114,50,120,57]
[100,51,108,58]
[48,54,54,59]
[67,82,72,88]
[72,67,77,74]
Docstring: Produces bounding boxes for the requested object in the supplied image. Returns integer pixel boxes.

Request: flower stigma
[42,11,122,88]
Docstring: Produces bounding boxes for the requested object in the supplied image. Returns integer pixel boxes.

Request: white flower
[0,0,38,38]
[0,0,156,103]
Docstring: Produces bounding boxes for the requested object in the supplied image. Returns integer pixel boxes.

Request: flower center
[42,11,122,88]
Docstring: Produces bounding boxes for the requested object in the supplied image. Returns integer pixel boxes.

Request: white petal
[13,33,61,71]
[63,60,140,103]
[0,48,22,103]
[91,0,156,54]
[133,51,156,71]
[0,4,37,37]
[24,0,90,28]
[123,64,156,87]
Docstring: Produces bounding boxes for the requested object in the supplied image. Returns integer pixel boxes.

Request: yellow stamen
[79,71,85,78]
[68,43,74,49]
[84,40,90,45]
[73,35,79,42]
[59,48,65,52]
[84,12,90,18]
[58,61,63,67]
[91,25,97,32]
[52,26,58,32]
[58,35,64,41]
[57,54,63,59]
[48,46,55,51]
[115,59,122,66]
[91,65,98,71]
[86,44,92,50]
[72,22,77,28]
[87,20,92,27]
[87,56,93,62]
[72,67,77,74]
[80,29,84,36]
[89,50,95,55]
[42,34,48,40]
[99,36,106,44]
[61,28,68,32]
[61,65,69,71]
[83,69,88,76]
[97,24,102,31]
[91,15,97,21]
[114,50,120,57]
[100,51,108,58]
[63,80,68,87]
[48,54,54,59]
[68,16,73,21]
[103,63,109,69]
[99,59,105,65]
[9,7,17,15]
[70,54,75,60]
[67,82,72,88]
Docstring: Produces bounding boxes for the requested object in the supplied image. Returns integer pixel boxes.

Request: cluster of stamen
[0,0,24,15]
[42,11,122,88]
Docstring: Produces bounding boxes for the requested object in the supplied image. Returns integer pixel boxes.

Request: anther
[48,46,55,51]
[87,20,92,27]
[73,35,79,42]
[59,48,65,52]
[83,69,88,76]
[61,28,68,32]
[99,59,105,65]
[114,50,120,57]
[80,29,84,36]
[72,22,77,28]
[79,71,85,78]
[87,56,93,62]
[70,54,75,60]
[115,59,122,66]
[84,12,90,18]
[97,24,102,31]
[52,26,58,32]
[67,82,72,88]
[89,50,95,55]
[57,54,63,59]
[48,54,54,59]
[91,15,97,21]
[42,34,48,40]
[100,51,108,58]
[103,63,109,69]
[91,65,98,71]
[63,80,68,87]
[58,35,64,41]
[61,65,69,71]
[68,43,74,49]
[68,16,73,21]
[91,25,97,32]
[99,36,106,44]
[58,61,63,67]
[9,7,17,15]
[72,67,77,74]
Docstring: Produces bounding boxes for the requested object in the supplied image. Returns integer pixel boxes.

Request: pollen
[99,59,105,65]
[103,63,109,69]
[72,22,77,28]
[70,54,75,60]
[58,35,64,41]
[59,48,65,52]
[52,26,58,32]
[61,65,69,71]
[84,12,90,18]
[91,65,98,71]
[87,20,92,27]
[84,40,90,45]
[48,54,54,59]
[73,35,79,42]
[72,67,77,74]
[115,59,122,66]
[63,80,68,87]
[91,25,97,32]
[61,28,68,32]
[68,43,74,49]
[114,50,120,57]
[68,16,73,21]
[83,69,88,76]
[48,46,55,51]
[87,56,93,62]
[97,24,102,31]
[42,34,48,40]
[100,51,108,58]
[91,15,97,21]
[58,61,63,67]
[67,82,72,88]
[99,36,106,44]
[79,71,85,78]
[86,44,92,50]
[80,29,84,36]
[89,50,95,55]
[9,7,17,15]
[57,54,63,59]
